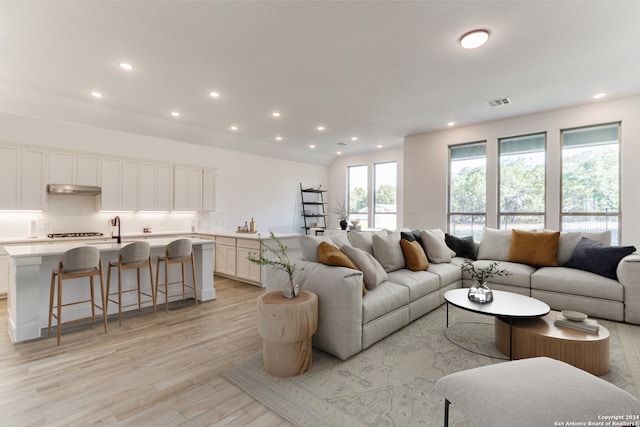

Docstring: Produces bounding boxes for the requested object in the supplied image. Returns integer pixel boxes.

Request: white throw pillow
[348,230,387,255]
[299,234,351,262]
[419,229,455,264]
[371,231,405,272]
[477,227,512,261]
[342,245,388,290]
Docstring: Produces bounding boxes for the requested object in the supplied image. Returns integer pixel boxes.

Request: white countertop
[4,237,214,258]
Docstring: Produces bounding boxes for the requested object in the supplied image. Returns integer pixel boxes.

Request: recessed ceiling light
[459,29,490,49]
[447,121,456,127]
[309,144,316,149]
[209,91,220,98]
[230,125,238,131]
[351,136,358,141]
[170,111,180,118]
[272,112,281,118]
[336,151,342,155]
[316,126,325,131]
[593,92,606,99]
[90,91,103,98]
[275,136,283,141]
[377,144,383,149]
[118,62,134,71]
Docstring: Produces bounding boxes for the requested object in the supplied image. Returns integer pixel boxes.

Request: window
[561,123,620,244]
[348,165,368,228]
[498,133,546,230]
[347,162,397,229]
[448,142,486,240]
[373,161,397,229]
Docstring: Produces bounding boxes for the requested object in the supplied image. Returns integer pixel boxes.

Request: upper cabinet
[174,166,202,211]
[101,158,139,211]
[140,162,173,211]
[49,152,101,186]
[202,169,216,211]
[0,145,45,210]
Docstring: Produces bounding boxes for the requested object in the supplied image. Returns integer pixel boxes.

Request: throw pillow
[565,237,636,280]
[445,233,476,260]
[348,230,387,255]
[342,244,388,290]
[557,231,611,265]
[420,229,454,263]
[400,230,423,246]
[299,234,351,262]
[477,227,512,261]
[507,229,560,267]
[400,239,429,271]
[371,232,406,272]
[317,242,357,269]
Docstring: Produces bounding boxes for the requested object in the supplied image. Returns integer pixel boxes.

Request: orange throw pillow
[400,239,429,271]
[507,229,560,266]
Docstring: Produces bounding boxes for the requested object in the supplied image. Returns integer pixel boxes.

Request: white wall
[328,147,404,229]
[0,112,327,237]
[404,95,640,245]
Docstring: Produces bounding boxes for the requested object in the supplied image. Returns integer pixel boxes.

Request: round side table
[257,290,318,377]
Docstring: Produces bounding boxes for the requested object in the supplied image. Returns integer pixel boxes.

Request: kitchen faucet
[110,216,121,244]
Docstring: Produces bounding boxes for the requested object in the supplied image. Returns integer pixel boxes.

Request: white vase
[468,280,493,303]
[281,283,300,299]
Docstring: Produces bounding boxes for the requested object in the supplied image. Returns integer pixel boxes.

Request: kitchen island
[4,237,215,343]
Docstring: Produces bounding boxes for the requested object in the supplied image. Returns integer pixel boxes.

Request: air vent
[488,97,511,107]
[336,142,347,146]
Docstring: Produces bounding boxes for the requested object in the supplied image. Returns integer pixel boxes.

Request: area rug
[223,305,640,427]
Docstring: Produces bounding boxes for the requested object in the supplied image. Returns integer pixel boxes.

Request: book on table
[554,313,600,333]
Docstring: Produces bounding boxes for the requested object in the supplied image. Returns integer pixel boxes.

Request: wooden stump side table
[257,290,318,377]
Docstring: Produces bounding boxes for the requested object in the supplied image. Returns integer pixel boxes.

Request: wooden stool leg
[136,267,142,309]
[57,277,62,346]
[99,265,107,334]
[89,276,96,325]
[181,263,186,300]
[149,257,156,317]
[191,254,197,306]
[117,264,123,326]
[165,259,169,314]
[106,264,112,320]
[48,272,56,336]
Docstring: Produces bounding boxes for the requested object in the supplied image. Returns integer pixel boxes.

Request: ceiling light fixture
[90,91,103,98]
[447,121,456,127]
[209,91,220,98]
[275,136,283,141]
[230,125,238,131]
[593,92,606,99]
[170,111,180,117]
[351,136,358,141]
[118,62,134,71]
[309,144,316,149]
[377,145,383,149]
[459,29,490,49]
[336,151,342,155]
[272,112,281,118]
[316,126,325,131]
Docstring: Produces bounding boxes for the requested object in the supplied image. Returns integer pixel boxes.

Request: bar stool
[106,241,155,325]
[48,246,107,346]
[155,238,198,313]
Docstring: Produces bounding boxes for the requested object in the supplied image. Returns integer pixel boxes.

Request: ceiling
[1,1,639,166]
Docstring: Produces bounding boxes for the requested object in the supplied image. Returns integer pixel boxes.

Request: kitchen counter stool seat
[48,246,107,345]
[155,238,197,313]
[106,241,156,325]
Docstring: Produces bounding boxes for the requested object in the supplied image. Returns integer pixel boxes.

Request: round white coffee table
[444,288,550,359]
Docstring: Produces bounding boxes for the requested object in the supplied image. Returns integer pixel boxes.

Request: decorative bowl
[561,310,587,322]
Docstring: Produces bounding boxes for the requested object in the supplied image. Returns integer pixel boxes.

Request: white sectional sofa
[264,228,640,361]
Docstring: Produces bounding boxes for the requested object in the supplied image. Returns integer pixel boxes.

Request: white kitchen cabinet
[49,152,100,186]
[174,166,202,211]
[141,162,174,211]
[0,253,8,298]
[156,164,173,211]
[100,158,121,210]
[121,160,139,211]
[202,169,216,211]
[0,145,45,210]
[214,236,237,276]
[236,238,261,285]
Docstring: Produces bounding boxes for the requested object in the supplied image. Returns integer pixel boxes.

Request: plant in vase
[247,231,302,298]
[461,260,510,303]
[331,200,349,230]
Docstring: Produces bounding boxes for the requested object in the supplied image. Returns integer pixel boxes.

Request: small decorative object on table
[331,199,349,230]
[247,231,302,298]
[461,260,510,303]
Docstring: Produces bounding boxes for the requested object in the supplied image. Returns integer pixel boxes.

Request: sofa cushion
[557,231,611,265]
[427,262,464,287]
[372,232,406,272]
[342,245,388,290]
[564,237,636,280]
[532,266,624,302]
[420,229,455,263]
[465,260,534,288]
[362,282,410,324]
[300,234,351,262]
[317,242,357,269]
[445,233,476,260]
[477,227,512,261]
[386,269,440,300]
[508,229,560,267]
[400,239,429,271]
[348,230,388,255]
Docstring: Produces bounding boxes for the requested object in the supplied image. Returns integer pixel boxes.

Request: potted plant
[461,260,510,303]
[331,200,349,230]
[247,231,302,298]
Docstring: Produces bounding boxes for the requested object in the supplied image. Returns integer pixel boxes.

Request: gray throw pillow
[557,231,611,265]
[372,232,405,272]
[342,244,388,290]
[564,237,635,280]
[348,230,387,255]
[477,227,512,261]
[420,229,455,263]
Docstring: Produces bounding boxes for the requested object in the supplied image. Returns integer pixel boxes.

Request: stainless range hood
[46,184,102,195]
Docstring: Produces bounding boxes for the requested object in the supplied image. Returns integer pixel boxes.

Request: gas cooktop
[47,232,104,238]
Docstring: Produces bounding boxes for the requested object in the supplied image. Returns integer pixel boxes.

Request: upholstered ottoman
[435,357,640,427]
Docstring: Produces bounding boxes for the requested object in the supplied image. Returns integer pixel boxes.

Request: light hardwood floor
[0,276,292,426]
